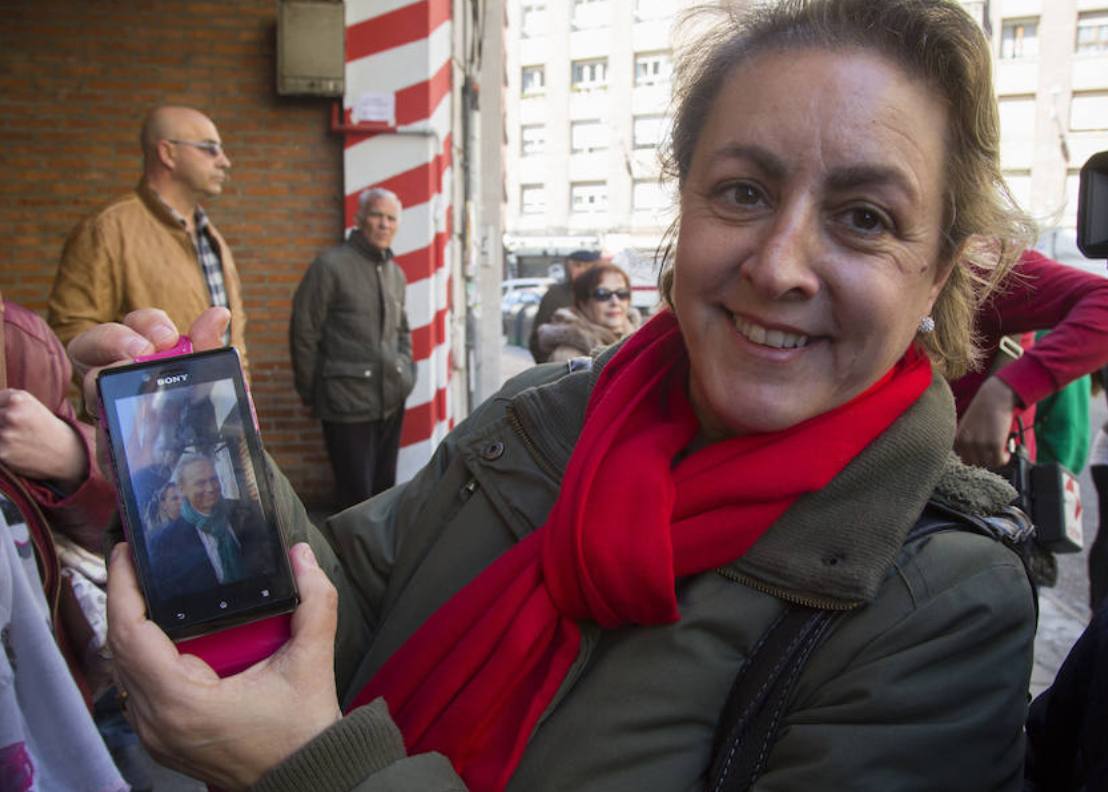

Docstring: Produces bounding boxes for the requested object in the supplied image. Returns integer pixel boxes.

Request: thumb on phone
[275,543,339,675]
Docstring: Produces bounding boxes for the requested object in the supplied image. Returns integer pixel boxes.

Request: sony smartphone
[98,346,298,643]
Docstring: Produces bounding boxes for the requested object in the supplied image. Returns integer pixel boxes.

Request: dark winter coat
[289,233,416,423]
[256,344,1036,792]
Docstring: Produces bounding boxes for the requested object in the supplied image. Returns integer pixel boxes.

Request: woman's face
[673,48,953,439]
[583,272,631,330]
[161,484,182,520]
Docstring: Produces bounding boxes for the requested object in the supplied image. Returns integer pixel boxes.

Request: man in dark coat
[528,249,601,363]
[289,187,416,508]
[150,453,271,600]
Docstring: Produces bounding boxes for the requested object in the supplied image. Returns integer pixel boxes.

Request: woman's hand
[107,541,342,790]
[954,376,1020,468]
[0,388,87,489]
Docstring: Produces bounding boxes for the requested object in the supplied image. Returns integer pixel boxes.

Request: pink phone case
[130,336,293,677]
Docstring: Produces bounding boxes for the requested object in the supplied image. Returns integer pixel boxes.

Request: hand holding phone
[107,540,342,789]
[98,338,297,669]
[69,308,343,785]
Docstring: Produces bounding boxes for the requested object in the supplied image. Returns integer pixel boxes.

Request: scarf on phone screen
[348,310,932,791]
[181,498,242,582]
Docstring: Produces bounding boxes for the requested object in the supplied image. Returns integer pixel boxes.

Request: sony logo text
[157,374,189,386]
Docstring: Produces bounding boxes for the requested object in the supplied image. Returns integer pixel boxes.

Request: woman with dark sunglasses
[536,263,639,363]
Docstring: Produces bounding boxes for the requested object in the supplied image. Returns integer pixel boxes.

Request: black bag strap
[708,499,1037,792]
[707,605,840,792]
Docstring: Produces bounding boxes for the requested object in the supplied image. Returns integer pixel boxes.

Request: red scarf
[348,310,931,790]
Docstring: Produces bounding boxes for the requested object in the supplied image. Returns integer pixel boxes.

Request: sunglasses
[592,287,631,303]
[167,139,226,158]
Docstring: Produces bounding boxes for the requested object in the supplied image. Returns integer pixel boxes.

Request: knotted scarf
[348,310,932,790]
[181,498,242,583]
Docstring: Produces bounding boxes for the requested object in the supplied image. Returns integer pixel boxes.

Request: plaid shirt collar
[148,190,230,340]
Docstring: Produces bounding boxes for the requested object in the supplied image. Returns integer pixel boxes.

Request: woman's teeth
[734,316,808,349]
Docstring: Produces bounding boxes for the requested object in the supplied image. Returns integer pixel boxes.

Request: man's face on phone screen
[180,458,222,515]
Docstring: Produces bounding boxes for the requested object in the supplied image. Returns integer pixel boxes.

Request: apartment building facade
[503,0,1108,282]
[503,0,694,283]
[982,0,1108,266]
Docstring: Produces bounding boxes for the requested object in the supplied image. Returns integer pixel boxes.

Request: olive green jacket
[258,345,1035,792]
[289,233,415,422]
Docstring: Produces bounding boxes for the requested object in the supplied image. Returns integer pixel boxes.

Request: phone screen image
[99,349,297,639]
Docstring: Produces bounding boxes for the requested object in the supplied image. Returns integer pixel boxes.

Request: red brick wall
[0,0,343,505]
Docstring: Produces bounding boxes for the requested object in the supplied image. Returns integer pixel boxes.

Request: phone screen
[98,348,297,639]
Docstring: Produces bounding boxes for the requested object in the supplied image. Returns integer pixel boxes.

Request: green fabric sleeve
[1035,376,1090,473]
[250,698,467,792]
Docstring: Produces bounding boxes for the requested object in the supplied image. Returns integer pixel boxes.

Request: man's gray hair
[355,187,402,226]
[170,452,216,488]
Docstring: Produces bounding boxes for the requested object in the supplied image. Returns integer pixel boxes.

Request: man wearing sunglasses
[49,105,249,371]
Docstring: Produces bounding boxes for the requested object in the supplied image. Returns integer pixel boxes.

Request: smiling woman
[81,2,1039,791]
[671,48,954,438]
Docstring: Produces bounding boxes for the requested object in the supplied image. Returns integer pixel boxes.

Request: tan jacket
[48,182,248,369]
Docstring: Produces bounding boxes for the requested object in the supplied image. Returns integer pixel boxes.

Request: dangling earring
[918,315,935,334]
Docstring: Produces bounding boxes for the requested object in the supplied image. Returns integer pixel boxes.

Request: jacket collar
[347,229,392,263]
[136,180,198,233]
[506,339,1012,606]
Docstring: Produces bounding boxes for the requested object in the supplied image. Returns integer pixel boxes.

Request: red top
[3,300,116,549]
[949,250,1108,451]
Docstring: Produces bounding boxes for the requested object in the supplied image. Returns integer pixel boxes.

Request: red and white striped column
[342,0,454,483]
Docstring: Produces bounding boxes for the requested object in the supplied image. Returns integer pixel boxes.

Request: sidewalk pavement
[1033,586,1088,697]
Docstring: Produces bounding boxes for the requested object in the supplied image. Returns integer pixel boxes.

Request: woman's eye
[716,181,766,209]
[843,206,891,235]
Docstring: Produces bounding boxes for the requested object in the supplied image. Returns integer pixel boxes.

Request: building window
[571,182,608,213]
[632,180,667,211]
[1000,18,1038,59]
[571,58,608,90]
[572,0,610,29]
[570,120,608,153]
[634,0,672,21]
[634,51,672,86]
[1071,92,1108,131]
[1077,12,1108,54]
[521,125,546,156]
[521,65,545,96]
[520,1,547,39]
[633,114,668,149]
[521,184,546,215]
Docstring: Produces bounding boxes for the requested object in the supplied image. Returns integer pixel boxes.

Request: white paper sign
[352,92,396,125]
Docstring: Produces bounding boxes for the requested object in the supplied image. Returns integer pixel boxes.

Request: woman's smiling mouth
[732,314,810,349]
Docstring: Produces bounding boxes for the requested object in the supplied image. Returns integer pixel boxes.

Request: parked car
[501,278,554,345]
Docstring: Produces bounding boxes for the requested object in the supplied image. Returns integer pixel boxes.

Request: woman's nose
[742,208,820,299]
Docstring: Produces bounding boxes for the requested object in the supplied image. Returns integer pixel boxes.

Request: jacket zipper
[715,567,863,612]
[505,403,562,482]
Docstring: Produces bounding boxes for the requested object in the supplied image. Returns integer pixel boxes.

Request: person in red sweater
[951,249,1108,468]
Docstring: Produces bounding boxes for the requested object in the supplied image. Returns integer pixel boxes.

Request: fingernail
[151,325,176,346]
[125,338,152,357]
[110,542,127,562]
[298,543,318,568]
